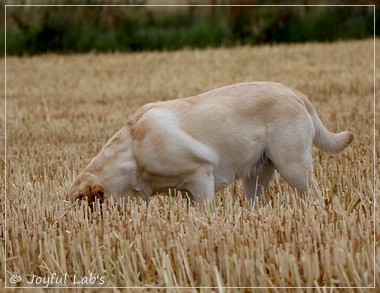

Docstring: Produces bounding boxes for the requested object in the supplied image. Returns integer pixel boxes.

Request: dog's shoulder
[127,103,158,127]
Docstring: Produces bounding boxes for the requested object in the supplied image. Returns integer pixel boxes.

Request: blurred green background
[1,1,378,56]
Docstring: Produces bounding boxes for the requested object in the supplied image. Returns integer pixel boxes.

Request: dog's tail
[312,113,353,155]
[294,89,354,155]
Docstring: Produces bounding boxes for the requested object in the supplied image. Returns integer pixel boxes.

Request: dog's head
[67,172,105,205]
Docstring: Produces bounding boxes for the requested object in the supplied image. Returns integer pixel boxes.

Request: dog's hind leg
[268,144,324,207]
[243,161,275,206]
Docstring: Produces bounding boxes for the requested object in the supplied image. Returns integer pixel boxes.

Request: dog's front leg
[185,165,215,211]
[243,161,275,208]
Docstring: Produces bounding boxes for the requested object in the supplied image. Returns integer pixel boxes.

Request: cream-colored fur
[67,82,353,207]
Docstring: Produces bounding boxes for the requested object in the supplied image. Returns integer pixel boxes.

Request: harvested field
[1,39,379,291]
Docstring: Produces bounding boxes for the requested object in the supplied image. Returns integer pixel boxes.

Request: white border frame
[3,3,377,290]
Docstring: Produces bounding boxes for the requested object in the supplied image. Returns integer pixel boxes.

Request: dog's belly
[137,136,266,196]
[212,143,267,192]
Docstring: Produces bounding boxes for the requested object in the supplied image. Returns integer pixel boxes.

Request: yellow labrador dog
[67,82,353,207]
